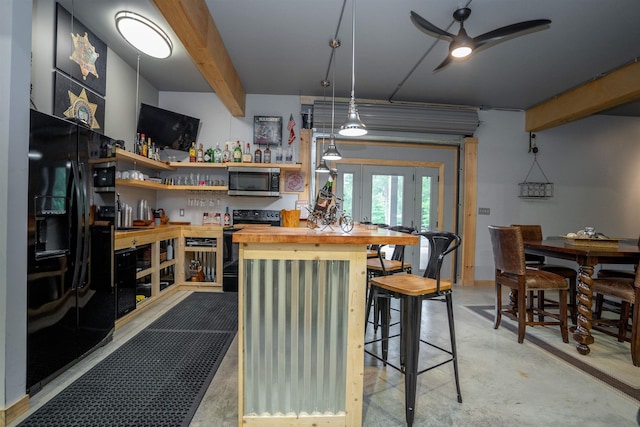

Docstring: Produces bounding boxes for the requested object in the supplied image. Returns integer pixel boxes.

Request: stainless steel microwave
[228,167,280,197]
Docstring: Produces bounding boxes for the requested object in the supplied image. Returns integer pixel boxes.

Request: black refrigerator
[27,109,116,394]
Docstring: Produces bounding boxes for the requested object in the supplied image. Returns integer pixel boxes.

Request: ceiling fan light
[115,11,173,59]
[323,135,342,161]
[451,45,472,58]
[339,97,368,136]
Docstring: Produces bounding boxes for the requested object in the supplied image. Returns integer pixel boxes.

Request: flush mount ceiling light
[115,11,173,59]
[339,0,367,137]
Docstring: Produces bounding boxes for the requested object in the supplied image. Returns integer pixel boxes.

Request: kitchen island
[233,225,419,426]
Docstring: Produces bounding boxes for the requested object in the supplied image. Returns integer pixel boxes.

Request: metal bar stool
[367,231,462,427]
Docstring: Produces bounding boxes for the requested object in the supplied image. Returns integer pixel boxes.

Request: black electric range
[222,209,281,292]
[232,209,281,226]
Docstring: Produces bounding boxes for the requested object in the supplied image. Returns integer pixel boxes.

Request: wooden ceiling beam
[525,60,640,132]
[152,0,246,117]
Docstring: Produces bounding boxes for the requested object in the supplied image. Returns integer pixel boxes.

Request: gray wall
[474,109,640,280]
[1,0,31,408]
[31,0,158,143]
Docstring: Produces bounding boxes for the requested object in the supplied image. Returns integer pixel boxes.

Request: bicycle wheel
[340,214,354,233]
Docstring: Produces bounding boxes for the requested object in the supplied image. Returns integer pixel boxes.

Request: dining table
[523,237,640,356]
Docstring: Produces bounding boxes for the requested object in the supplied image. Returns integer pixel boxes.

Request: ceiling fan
[410,8,551,71]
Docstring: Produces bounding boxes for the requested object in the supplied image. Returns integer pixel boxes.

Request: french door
[336,165,439,274]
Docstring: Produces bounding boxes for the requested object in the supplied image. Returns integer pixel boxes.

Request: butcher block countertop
[232,224,419,245]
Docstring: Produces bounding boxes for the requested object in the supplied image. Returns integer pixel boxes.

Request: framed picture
[283,171,305,193]
[254,116,282,146]
[54,71,105,133]
[55,3,108,96]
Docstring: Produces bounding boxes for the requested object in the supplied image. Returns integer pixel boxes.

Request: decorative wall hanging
[253,116,282,146]
[55,3,108,96]
[518,133,553,199]
[283,171,305,193]
[54,71,105,131]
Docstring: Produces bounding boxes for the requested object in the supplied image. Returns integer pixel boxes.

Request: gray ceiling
[55,0,640,116]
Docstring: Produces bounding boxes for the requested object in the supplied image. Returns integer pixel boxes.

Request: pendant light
[339,0,367,137]
[315,79,331,173]
[323,38,342,161]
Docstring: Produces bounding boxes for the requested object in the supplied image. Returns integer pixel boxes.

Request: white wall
[155,93,303,224]
[474,109,640,280]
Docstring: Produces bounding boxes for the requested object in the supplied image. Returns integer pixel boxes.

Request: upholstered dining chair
[511,224,578,323]
[588,267,639,366]
[367,231,462,427]
[488,225,569,344]
[594,236,638,324]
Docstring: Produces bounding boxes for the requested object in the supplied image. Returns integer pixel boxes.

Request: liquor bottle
[274,146,283,163]
[138,133,146,156]
[147,137,153,159]
[223,207,231,226]
[314,176,333,212]
[189,142,197,162]
[141,138,148,158]
[263,144,271,163]
[197,143,204,162]
[242,142,252,163]
[134,133,140,154]
[253,145,262,163]
[213,143,223,163]
[222,143,232,163]
[233,141,242,162]
[285,146,293,163]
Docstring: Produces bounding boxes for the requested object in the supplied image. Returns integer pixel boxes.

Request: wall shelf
[169,161,302,171]
[115,178,168,190]
[116,148,176,171]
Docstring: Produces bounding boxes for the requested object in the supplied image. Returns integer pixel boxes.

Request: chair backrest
[511,224,545,264]
[383,226,415,264]
[511,224,543,240]
[488,225,526,276]
[419,231,461,286]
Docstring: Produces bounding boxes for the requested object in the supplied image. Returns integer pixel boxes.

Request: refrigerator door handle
[70,160,83,290]
[78,162,90,288]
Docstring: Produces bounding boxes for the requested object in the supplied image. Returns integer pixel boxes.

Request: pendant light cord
[350,0,356,99]
[135,54,140,126]
[331,50,336,136]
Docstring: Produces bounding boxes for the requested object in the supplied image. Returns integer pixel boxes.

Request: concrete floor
[11,285,640,427]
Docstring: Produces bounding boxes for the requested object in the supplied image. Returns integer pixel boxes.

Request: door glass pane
[420,176,433,230]
[341,173,353,215]
[371,175,403,226]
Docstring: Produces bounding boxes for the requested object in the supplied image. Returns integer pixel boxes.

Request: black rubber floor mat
[19,292,238,427]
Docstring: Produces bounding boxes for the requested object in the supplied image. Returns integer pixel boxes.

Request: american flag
[287,114,296,145]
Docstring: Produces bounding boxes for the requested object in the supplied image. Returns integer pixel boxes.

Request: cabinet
[114,226,180,325]
[177,226,223,291]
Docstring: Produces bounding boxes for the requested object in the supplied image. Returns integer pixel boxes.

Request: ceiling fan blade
[473,19,551,48]
[433,54,454,72]
[410,11,454,39]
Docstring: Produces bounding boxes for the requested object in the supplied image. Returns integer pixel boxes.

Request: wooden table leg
[573,264,595,354]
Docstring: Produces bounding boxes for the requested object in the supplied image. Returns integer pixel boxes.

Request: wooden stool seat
[372,274,451,296]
